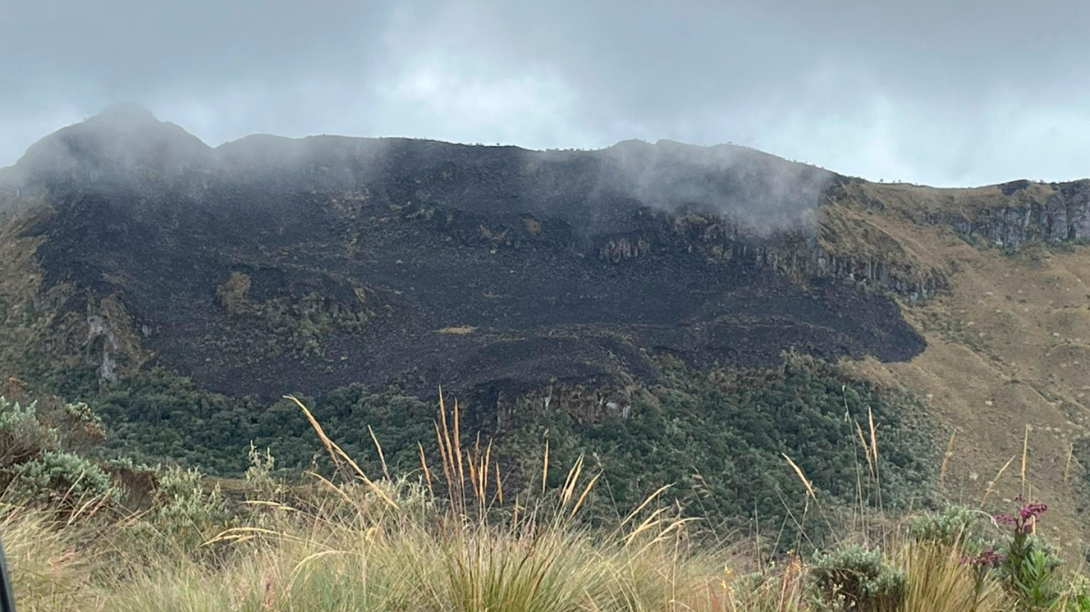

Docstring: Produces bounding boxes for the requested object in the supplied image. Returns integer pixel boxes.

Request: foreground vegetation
[1,386,1089,610]
[7,476,1090,611]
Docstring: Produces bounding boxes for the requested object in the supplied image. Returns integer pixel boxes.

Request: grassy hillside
[824,181,1090,556]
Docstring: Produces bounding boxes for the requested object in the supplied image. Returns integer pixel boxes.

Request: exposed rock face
[782,243,944,300]
[0,107,930,403]
[828,177,1090,251]
[86,314,121,383]
[944,180,1090,247]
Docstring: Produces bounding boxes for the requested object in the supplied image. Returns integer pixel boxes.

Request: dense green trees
[91,370,433,475]
[80,355,937,540]
[500,356,936,536]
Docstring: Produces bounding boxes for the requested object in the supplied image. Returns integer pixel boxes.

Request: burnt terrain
[0,105,925,403]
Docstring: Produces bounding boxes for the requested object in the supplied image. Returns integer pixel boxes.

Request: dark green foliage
[92,368,432,476]
[63,355,935,543]
[91,369,262,472]
[500,356,937,540]
[318,385,435,475]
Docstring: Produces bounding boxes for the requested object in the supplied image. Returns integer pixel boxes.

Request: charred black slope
[0,106,923,403]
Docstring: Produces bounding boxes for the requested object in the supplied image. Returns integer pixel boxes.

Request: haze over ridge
[1,104,834,240]
[5,0,1090,187]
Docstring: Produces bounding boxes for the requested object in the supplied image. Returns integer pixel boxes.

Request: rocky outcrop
[773,243,944,300]
[849,178,1090,250]
[941,181,1090,248]
[667,211,945,300]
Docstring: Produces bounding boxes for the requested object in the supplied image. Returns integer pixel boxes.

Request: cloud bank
[3,0,1089,187]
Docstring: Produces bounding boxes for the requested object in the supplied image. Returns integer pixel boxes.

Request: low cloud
[593,141,830,236]
[3,0,1090,187]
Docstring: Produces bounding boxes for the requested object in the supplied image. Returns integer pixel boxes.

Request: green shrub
[907,505,985,548]
[215,271,251,313]
[244,442,280,497]
[1,394,129,509]
[56,401,106,450]
[6,450,119,506]
[992,499,1065,609]
[811,544,905,611]
[0,397,59,466]
[150,465,231,540]
[1004,545,1063,609]
[1,396,108,464]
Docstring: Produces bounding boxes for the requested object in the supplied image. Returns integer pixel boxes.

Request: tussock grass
[900,540,1004,612]
[0,505,98,611]
[1,394,1087,611]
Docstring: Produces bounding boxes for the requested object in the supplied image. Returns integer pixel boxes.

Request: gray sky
[2,0,1089,187]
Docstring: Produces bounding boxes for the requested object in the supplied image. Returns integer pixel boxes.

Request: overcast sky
[2,0,1089,187]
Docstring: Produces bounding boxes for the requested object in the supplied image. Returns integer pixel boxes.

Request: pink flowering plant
[961,546,1006,612]
[992,496,1061,608]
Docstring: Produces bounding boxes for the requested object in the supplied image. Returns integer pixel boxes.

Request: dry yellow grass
[899,540,1006,612]
[3,395,1089,611]
[828,188,1090,555]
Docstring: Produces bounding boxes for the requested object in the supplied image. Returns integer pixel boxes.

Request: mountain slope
[1,106,1089,550]
[0,106,922,404]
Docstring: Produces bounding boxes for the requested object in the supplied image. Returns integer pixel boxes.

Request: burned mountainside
[0,105,929,406]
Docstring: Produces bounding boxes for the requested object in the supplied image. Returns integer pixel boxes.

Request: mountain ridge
[0,107,925,401]
[7,105,1088,193]
[3,107,1088,403]
[2,107,1089,548]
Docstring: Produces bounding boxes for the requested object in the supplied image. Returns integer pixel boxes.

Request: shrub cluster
[0,395,118,506]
